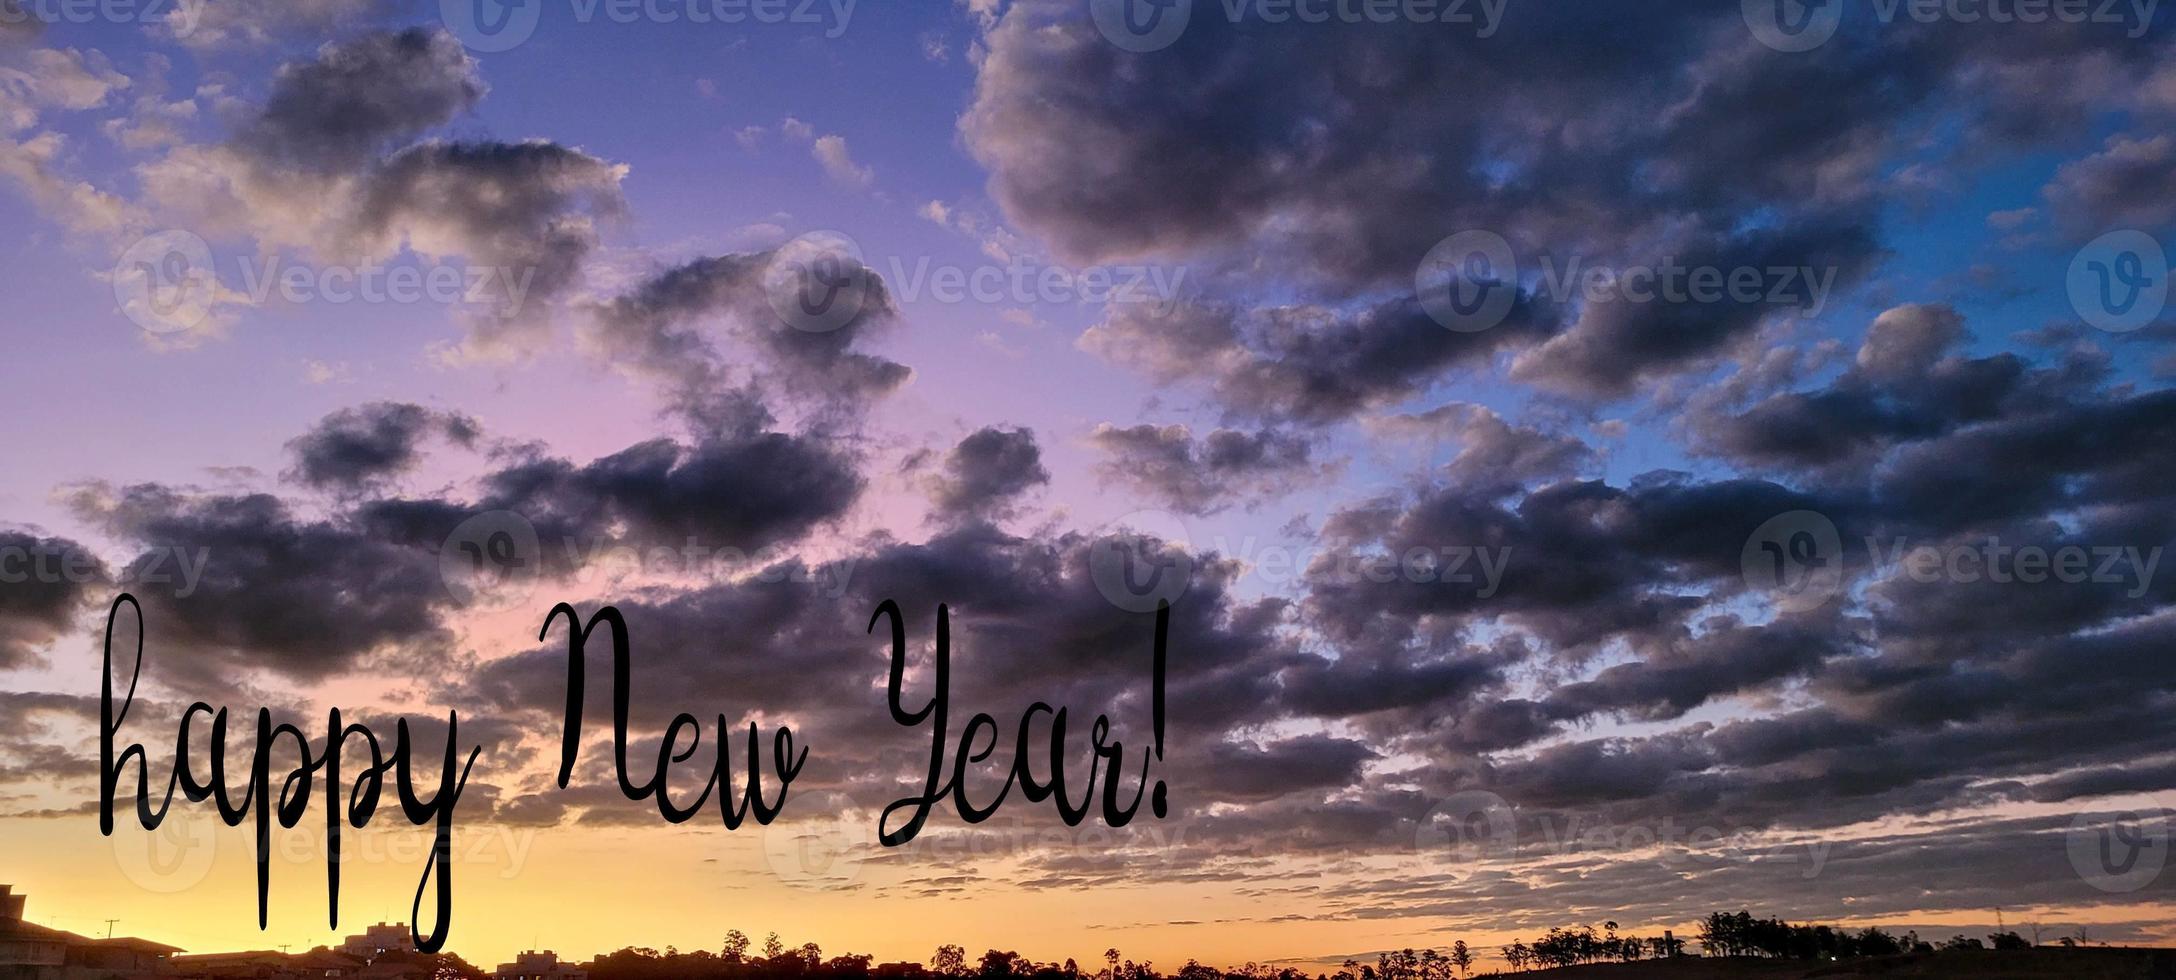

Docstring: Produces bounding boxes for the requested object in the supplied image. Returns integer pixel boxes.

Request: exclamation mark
[1152,599,1169,818]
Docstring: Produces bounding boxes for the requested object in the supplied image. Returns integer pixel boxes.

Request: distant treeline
[564,913,2081,980]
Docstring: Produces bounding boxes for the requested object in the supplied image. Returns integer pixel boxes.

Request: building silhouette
[0,885,182,980]
[491,950,588,980]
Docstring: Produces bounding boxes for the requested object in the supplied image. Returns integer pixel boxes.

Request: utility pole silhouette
[103,919,118,940]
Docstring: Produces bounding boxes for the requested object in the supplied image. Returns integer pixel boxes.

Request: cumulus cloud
[925,426,1049,522]
[584,245,907,427]
[163,0,404,48]
[1080,296,1554,426]
[2041,133,2176,240]
[811,134,873,189]
[1368,404,1596,494]
[0,531,104,670]
[1088,423,1320,515]
[968,0,2173,408]
[126,29,627,357]
[284,402,481,494]
[237,28,483,172]
[352,139,628,357]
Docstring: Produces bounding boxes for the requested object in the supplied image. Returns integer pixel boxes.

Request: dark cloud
[2041,133,2176,239]
[285,401,480,493]
[584,248,907,427]
[926,426,1049,522]
[129,29,628,358]
[349,139,627,345]
[239,28,483,173]
[68,485,452,685]
[971,0,2172,407]
[355,425,865,569]
[1187,735,1376,804]
[470,432,864,554]
[1081,296,1555,426]
[1089,423,1319,515]
[457,520,1304,823]
[1370,404,1596,495]
[0,532,104,670]
[1508,222,1881,398]
[46,399,863,688]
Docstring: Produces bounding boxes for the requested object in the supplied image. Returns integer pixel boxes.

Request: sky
[2,0,2175,972]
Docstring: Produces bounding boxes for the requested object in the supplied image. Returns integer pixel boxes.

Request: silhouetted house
[170,947,372,979]
[0,885,182,980]
[873,963,929,980]
[350,957,440,980]
[489,951,586,980]
[332,928,410,965]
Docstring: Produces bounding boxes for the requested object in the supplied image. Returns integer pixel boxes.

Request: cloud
[1088,424,1320,515]
[1080,296,1554,426]
[0,47,128,133]
[967,0,2172,409]
[925,426,1049,522]
[284,402,481,494]
[67,484,454,686]
[125,30,627,356]
[1855,303,1967,382]
[350,139,628,358]
[811,134,874,189]
[584,246,907,427]
[1367,404,1596,494]
[2041,133,2176,240]
[237,28,483,173]
[0,532,105,670]
[164,0,404,48]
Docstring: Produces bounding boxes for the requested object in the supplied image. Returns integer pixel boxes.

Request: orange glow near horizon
[9,807,2175,973]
